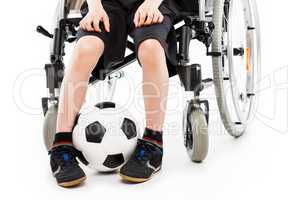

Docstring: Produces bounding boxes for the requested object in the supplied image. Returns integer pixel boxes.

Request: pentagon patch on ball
[85,121,106,143]
[103,153,125,169]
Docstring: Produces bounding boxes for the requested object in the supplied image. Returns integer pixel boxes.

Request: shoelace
[135,141,156,162]
[53,147,78,168]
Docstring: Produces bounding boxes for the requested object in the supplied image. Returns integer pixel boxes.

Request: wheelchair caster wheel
[183,101,208,162]
[43,104,58,151]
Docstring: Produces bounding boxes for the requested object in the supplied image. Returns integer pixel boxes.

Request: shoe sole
[58,176,86,188]
[119,167,161,183]
[119,173,149,183]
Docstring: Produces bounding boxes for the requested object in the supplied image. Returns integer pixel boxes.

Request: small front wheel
[183,101,209,162]
[43,104,58,151]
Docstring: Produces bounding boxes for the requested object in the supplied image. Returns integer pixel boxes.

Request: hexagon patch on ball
[121,118,137,139]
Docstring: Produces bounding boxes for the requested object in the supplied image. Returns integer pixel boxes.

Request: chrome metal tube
[205,0,213,12]
[53,0,66,29]
[66,0,85,13]
[198,0,206,21]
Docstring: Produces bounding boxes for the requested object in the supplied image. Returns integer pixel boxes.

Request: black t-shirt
[115,0,143,10]
[115,0,191,15]
[173,0,199,12]
[115,0,183,20]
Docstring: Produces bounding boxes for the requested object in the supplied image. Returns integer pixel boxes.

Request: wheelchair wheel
[43,104,58,151]
[212,0,261,137]
[183,100,208,162]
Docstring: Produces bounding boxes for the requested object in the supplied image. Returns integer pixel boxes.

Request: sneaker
[49,145,86,187]
[119,139,163,183]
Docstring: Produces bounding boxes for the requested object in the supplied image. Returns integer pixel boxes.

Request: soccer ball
[73,102,139,172]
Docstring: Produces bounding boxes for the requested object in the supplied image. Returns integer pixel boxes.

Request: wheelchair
[37,0,261,162]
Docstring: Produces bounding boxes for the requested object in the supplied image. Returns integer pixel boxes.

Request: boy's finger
[158,14,164,23]
[79,22,83,30]
[83,23,88,31]
[145,13,154,25]
[153,14,159,24]
[86,21,94,31]
[138,11,146,27]
[103,15,110,32]
[79,19,86,30]
[134,12,139,27]
[93,19,101,32]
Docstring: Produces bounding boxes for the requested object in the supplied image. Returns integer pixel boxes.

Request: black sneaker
[49,145,86,187]
[119,139,163,183]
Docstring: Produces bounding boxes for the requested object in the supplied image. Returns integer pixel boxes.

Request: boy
[49,0,181,187]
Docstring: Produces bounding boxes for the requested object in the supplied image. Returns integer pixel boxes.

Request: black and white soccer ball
[73,102,139,172]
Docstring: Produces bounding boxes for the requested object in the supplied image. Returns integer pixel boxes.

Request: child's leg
[119,13,173,182]
[49,36,104,188]
[138,39,169,133]
[119,39,167,182]
[54,36,104,147]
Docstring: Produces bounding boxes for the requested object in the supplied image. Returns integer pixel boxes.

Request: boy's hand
[134,0,164,27]
[79,3,110,32]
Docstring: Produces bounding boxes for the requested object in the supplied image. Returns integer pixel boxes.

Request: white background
[0,0,298,199]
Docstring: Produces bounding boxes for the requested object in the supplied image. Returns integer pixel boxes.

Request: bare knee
[75,36,104,60]
[70,36,104,75]
[138,39,164,66]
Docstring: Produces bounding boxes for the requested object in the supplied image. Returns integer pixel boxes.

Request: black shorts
[77,0,178,78]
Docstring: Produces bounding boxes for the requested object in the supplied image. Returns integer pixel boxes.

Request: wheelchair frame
[38,0,261,162]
